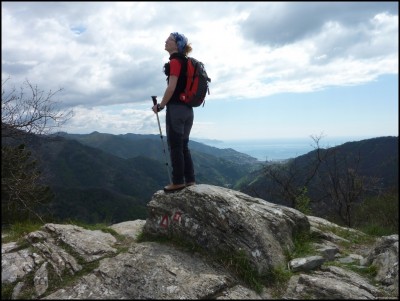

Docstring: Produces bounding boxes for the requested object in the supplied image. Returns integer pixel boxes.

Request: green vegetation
[138,231,293,295]
[317,223,376,247]
[1,221,43,244]
[294,187,312,215]
[261,266,292,298]
[49,187,148,224]
[353,189,398,236]
[213,249,265,293]
[286,230,319,261]
[3,131,261,225]
[325,260,378,280]
[2,145,53,225]
[240,136,398,233]
[2,122,397,228]
[45,259,100,297]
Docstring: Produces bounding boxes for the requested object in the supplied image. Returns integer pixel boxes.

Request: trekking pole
[152,96,172,184]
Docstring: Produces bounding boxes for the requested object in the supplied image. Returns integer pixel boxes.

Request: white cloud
[63,105,158,135]
[2,2,398,138]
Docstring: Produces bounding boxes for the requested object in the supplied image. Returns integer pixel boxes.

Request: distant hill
[3,131,396,225]
[54,131,261,188]
[55,131,259,164]
[239,136,398,217]
[6,132,260,224]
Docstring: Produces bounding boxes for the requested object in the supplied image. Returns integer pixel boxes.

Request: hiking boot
[186,182,196,186]
[163,183,186,193]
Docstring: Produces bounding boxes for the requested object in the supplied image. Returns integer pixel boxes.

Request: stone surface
[144,184,310,274]
[1,185,398,299]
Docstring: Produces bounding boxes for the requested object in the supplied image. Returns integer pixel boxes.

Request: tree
[1,78,73,224]
[314,145,381,227]
[261,134,382,228]
[2,77,73,138]
[261,134,324,210]
[2,144,53,224]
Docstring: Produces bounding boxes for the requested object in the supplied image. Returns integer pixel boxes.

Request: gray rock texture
[2,184,398,299]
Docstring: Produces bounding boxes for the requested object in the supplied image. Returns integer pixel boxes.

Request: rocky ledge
[2,184,398,299]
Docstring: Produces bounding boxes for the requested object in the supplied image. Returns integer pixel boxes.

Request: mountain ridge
[11,131,260,223]
[55,131,259,164]
[3,131,397,225]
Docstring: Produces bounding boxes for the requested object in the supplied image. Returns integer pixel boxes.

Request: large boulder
[143,184,310,273]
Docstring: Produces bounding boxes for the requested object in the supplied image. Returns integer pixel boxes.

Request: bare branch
[2,78,72,224]
[2,78,74,139]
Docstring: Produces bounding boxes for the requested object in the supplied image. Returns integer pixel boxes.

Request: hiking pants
[166,104,195,185]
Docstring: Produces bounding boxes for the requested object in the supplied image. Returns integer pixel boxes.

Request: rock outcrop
[2,184,398,299]
[144,184,310,274]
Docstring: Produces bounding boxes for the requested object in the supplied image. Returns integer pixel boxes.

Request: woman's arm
[160,75,178,108]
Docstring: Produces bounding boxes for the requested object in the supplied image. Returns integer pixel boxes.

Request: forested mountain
[55,131,258,164]
[238,136,398,220]
[3,131,397,226]
[11,132,260,224]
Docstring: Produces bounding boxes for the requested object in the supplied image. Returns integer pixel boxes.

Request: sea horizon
[193,135,383,161]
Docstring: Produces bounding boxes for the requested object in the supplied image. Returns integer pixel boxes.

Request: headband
[171,32,188,53]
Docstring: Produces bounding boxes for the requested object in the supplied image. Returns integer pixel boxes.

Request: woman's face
[165,34,178,53]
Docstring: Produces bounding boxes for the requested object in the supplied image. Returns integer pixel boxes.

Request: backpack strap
[189,59,198,91]
[168,53,188,103]
[169,53,188,77]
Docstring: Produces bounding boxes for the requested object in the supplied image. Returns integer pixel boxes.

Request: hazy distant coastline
[194,136,374,161]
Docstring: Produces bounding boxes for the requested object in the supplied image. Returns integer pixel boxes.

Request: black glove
[157,104,164,112]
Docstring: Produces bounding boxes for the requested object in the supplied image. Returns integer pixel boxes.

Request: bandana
[171,32,188,53]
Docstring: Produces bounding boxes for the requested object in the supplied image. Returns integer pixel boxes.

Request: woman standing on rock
[152,32,196,192]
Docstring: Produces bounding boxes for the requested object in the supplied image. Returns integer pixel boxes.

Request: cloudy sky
[2,2,398,142]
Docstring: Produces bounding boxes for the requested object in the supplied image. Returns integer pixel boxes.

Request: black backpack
[179,56,211,107]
